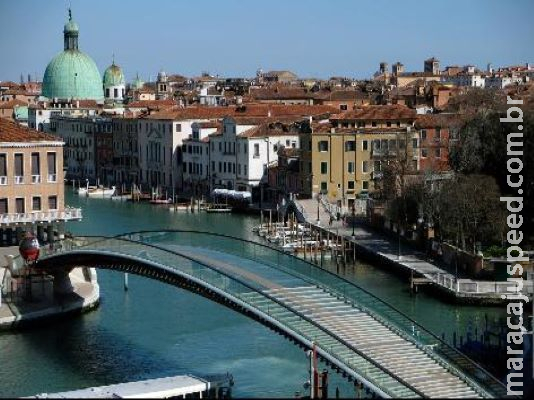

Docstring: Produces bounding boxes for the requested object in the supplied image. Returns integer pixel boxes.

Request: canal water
[0,188,506,398]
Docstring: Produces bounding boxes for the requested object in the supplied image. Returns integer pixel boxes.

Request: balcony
[32,175,41,184]
[0,176,6,185]
[48,174,57,183]
[0,207,83,225]
[14,176,24,184]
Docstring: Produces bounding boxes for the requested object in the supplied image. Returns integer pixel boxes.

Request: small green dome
[132,73,144,90]
[103,63,125,87]
[42,50,104,100]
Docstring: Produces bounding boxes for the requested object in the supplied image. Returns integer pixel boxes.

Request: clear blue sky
[1,0,533,83]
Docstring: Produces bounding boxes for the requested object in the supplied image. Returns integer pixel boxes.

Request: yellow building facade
[299,105,418,208]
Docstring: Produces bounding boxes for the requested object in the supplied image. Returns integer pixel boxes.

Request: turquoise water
[0,189,506,397]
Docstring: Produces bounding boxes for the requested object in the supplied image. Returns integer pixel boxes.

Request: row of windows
[113,140,138,152]
[64,122,111,134]
[319,160,375,175]
[0,152,57,178]
[65,137,92,147]
[318,181,369,193]
[333,121,404,129]
[138,122,182,134]
[185,161,249,176]
[184,144,207,155]
[0,196,58,214]
[317,140,371,153]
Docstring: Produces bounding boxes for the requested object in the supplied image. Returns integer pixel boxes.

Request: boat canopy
[211,189,252,201]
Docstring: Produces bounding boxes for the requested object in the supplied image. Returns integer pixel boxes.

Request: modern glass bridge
[13,230,509,399]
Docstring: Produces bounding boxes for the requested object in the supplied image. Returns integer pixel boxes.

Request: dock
[29,374,233,399]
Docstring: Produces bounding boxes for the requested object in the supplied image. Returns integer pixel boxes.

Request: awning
[211,188,252,200]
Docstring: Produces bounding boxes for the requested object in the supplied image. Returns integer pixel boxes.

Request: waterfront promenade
[293,199,532,302]
[0,247,99,330]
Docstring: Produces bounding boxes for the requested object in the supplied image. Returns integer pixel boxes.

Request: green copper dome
[103,63,125,87]
[41,9,104,101]
[42,51,104,100]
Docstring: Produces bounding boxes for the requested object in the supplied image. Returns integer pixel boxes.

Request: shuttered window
[14,154,23,176]
[0,154,6,176]
[31,153,40,175]
[47,152,57,174]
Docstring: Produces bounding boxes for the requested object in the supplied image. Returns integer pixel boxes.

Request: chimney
[330,127,335,134]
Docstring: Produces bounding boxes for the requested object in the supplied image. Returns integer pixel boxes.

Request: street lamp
[316,193,321,224]
[351,203,356,237]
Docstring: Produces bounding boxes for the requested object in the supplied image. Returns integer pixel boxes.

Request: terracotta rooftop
[312,122,411,134]
[0,81,20,89]
[2,89,35,96]
[0,118,61,143]
[126,99,176,109]
[238,122,301,138]
[145,104,338,121]
[316,89,368,101]
[196,121,220,129]
[330,105,416,121]
[250,87,317,100]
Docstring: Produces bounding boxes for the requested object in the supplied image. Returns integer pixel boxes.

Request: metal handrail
[34,236,425,398]
[15,230,509,397]
[111,229,509,397]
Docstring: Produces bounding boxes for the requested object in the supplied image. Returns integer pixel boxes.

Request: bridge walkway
[16,234,507,398]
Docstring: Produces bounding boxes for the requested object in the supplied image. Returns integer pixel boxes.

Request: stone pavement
[293,199,532,300]
[0,248,100,329]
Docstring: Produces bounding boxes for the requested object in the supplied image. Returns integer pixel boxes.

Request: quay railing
[0,207,82,225]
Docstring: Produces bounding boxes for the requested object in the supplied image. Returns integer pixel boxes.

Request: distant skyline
[1,0,533,83]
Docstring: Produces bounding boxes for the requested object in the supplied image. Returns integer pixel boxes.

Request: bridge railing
[24,231,508,398]
[41,236,421,398]
[124,230,508,398]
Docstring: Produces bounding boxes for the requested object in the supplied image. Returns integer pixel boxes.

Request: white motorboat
[87,186,116,198]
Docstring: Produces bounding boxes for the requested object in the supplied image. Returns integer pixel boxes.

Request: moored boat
[86,186,116,198]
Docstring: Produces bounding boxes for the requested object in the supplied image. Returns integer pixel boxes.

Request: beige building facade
[0,119,81,245]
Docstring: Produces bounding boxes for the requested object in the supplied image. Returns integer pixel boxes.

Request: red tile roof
[145,104,338,121]
[3,89,35,96]
[312,122,410,134]
[238,121,301,138]
[126,99,176,109]
[0,118,61,143]
[330,105,416,121]
[0,81,20,89]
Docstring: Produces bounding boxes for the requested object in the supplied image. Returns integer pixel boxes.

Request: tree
[438,175,506,252]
